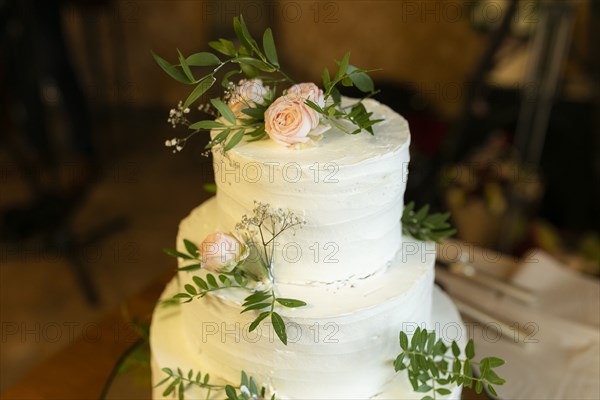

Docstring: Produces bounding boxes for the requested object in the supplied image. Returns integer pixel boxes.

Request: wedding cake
[148,15,477,400]
[150,98,465,399]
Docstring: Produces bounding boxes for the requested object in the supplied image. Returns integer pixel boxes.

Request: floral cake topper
[154,15,382,152]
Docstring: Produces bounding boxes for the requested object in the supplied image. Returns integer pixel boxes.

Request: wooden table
[1,273,489,400]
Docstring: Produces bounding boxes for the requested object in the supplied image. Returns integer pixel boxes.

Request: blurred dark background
[1,0,598,391]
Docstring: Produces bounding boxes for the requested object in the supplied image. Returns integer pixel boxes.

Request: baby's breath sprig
[235,201,306,276]
[162,204,307,346]
[394,327,506,399]
[234,202,307,345]
[155,368,275,400]
[401,202,457,243]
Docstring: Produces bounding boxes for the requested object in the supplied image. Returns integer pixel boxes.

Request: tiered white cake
[150,99,464,399]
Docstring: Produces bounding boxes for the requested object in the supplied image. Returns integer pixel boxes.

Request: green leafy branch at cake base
[155,368,275,400]
[394,327,506,400]
[401,202,457,243]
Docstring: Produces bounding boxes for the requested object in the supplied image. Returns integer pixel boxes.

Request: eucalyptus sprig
[401,202,457,243]
[155,368,274,400]
[153,15,383,152]
[394,327,506,399]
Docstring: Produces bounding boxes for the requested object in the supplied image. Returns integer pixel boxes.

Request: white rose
[200,232,248,273]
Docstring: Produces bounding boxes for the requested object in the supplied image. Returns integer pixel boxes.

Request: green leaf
[419,331,428,352]
[186,52,221,66]
[240,63,259,79]
[221,69,242,88]
[475,380,483,394]
[426,331,436,353]
[219,274,232,287]
[347,65,375,93]
[271,312,287,345]
[225,385,238,400]
[163,380,178,396]
[436,388,452,395]
[183,75,216,109]
[206,274,219,288]
[485,369,506,385]
[207,128,231,148]
[334,51,351,83]
[233,15,259,55]
[275,298,307,308]
[262,28,279,66]
[241,302,271,313]
[322,67,331,89]
[189,119,225,130]
[233,57,276,72]
[484,356,505,368]
[393,352,406,371]
[224,129,245,151]
[466,339,475,359]
[411,327,421,349]
[152,51,191,84]
[304,99,325,114]
[177,49,195,82]
[241,107,266,119]
[183,239,199,257]
[209,39,236,57]
[451,341,460,357]
[210,98,236,124]
[243,290,271,305]
[399,331,409,350]
[177,263,201,272]
[163,247,194,260]
[487,384,498,397]
[249,311,270,331]
[153,375,171,388]
[416,384,432,393]
[184,284,197,295]
[193,276,208,290]
[463,358,472,377]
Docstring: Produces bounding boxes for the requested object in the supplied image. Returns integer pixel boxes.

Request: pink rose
[264,96,319,147]
[264,83,325,147]
[228,79,268,117]
[200,232,248,272]
[286,82,325,109]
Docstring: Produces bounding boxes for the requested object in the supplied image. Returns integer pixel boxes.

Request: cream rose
[228,79,268,117]
[265,96,320,147]
[200,232,248,272]
[286,82,325,109]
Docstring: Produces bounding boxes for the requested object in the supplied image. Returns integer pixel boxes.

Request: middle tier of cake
[171,197,437,399]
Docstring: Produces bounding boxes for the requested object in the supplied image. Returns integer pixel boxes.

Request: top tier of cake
[211,98,410,285]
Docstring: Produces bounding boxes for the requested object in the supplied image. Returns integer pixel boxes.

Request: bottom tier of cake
[150,282,465,399]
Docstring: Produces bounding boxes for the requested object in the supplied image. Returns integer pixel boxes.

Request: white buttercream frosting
[149,99,464,399]
[211,98,410,284]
